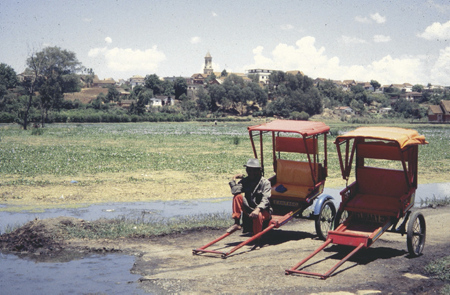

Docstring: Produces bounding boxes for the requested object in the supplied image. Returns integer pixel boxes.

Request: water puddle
[0,253,146,294]
[0,197,232,233]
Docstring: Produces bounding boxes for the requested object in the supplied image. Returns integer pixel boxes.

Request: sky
[2,0,450,86]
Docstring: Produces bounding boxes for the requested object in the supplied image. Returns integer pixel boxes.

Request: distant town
[82,52,450,123]
[3,48,450,129]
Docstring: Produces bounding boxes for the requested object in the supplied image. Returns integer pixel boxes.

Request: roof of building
[93,75,116,84]
[286,70,304,75]
[429,105,443,114]
[441,100,450,112]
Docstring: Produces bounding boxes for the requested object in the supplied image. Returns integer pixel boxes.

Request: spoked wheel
[406,211,426,257]
[315,199,336,240]
[334,209,349,230]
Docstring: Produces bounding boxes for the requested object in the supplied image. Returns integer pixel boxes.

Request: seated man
[227,158,272,243]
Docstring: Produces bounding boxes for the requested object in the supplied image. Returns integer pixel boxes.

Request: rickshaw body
[193,120,336,258]
[286,127,427,278]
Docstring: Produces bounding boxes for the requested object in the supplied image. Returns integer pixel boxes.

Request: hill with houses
[68,52,450,123]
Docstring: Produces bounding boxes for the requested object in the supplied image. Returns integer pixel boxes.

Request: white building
[129,75,145,89]
[245,69,273,85]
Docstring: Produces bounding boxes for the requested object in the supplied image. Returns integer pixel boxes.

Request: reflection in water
[0,253,145,294]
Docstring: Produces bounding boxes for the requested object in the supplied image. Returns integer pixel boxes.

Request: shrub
[31,128,44,136]
[0,112,15,123]
[290,111,309,120]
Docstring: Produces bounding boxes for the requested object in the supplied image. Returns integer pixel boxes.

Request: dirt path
[47,206,449,294]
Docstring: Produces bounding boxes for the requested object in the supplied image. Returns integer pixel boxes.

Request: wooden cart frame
[193,120,336,258]
[286,127,428,278]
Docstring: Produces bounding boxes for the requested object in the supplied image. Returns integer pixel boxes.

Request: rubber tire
[315,199,336,240]
[407,211,426,257]
[334,209,349,230]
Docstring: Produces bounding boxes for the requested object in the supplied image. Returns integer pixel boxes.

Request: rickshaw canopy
[335,127,428,149]
[248,120,330,136]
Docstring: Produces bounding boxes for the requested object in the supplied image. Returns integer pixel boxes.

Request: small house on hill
[400,92,422,102]
[92,76,116,87]
[428,100,450,122]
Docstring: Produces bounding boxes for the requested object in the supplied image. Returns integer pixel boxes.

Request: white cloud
[341,35,368,45]
[280,24,294,31]
[370,13,386,24]
[105,37,112,44]
[88,47,107,57]
[83,18,92,23]
[373,35,391,42]
[244,36,431,84]
[355,13,386,24]
[418,20,450,40]
[212,11,218,17]
[190,36,201,44]
[430,47,450,84]
[88,45,166,73]
[366,55,425,84]
[355,16,370,24]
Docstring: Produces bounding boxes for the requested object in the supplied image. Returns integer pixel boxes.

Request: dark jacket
[229,176,272,214]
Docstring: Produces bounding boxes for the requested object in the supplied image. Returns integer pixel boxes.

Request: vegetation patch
[425,255,450,294]
[64,212,230,240]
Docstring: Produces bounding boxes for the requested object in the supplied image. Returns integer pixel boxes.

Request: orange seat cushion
[271,159,320,200]
[271,183,312,200]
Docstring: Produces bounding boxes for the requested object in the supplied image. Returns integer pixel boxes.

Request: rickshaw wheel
[334,210,349,230]
[406,211,426,257]
[315,199,336,240]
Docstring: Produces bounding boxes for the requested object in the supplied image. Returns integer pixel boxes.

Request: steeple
[204,52,213,75]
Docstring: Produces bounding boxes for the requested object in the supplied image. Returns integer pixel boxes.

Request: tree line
[1,46,449,128]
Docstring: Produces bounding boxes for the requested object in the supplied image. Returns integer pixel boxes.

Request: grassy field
[1,121,449,211]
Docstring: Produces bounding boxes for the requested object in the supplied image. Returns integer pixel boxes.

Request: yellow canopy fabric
[248,120,330,136]
[335,127,428,149]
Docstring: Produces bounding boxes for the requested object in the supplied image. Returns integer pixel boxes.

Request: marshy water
[0,183,448,294]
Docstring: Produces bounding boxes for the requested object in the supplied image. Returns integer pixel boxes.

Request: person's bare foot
[226,224,242,233]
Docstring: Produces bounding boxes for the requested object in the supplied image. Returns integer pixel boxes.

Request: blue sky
[2,0,450,85]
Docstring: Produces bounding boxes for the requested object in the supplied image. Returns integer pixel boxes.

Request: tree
[412,84,424,93]
[26,46,82,127]
[208,84,226,106]
[81,68,95,88]
[0,63,19,119]
[248,82,268,106]
[248,74,259,83]
[0,63,18,90]
[19,68,38,129]
[221,69,228,77]
[106,85,120,102]
[196,87,212,112]
[370,80,381,91]
[144,74,163,95]
[161,80,175,96]
[173,77,187,100]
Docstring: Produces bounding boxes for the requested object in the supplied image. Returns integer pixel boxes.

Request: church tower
[203,52,213,75]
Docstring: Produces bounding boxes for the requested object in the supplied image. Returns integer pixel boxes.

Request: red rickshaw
[286,126,428,279]
[193,120,336,258]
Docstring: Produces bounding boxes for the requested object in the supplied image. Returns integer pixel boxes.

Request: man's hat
[244,158,261,168]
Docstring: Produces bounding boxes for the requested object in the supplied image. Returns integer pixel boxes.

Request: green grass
[425,255,450,294]
[1,121,449,185]
[0,122,253,178]
[63,212,231,239]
